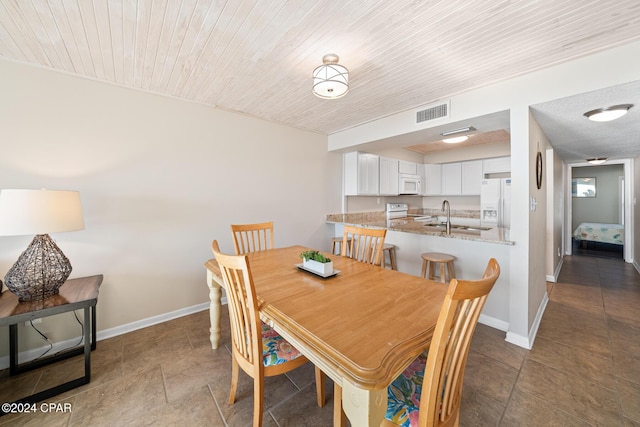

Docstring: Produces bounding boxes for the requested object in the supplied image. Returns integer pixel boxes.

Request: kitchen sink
[424,223,492,231]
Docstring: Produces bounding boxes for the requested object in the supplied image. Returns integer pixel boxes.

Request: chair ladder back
[212,241,262,369]
[230,222,274,254]
[342,225,386,266]
[420,258,500,427]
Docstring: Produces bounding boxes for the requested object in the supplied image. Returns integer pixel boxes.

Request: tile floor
[1,255,639,426]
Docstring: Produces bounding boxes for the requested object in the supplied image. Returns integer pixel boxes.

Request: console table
[0,275,103,414]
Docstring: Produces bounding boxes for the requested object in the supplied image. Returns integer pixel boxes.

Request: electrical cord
[29,311,85,361]
[29,320,53,360]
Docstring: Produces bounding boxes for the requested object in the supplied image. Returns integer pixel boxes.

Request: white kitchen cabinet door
[423,164,442,195]
[441,163,462,195]
[482,156,511,175]
[399,160,418,175]
[379,157,399,195]
[344,152,380,195]
[358,153,380,195]
[461,160,483,195]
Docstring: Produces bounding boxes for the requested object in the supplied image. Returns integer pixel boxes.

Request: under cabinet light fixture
[586,158,607,165]
[584,104,632,122]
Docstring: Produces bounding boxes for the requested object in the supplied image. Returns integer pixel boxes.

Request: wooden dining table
[204,245,447,426]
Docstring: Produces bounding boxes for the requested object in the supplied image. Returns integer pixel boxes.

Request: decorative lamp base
[4,234,73,301]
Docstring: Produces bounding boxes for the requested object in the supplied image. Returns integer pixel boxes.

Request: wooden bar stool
[331,236,352,255]
[382,243,397,270]
[421,252,456,284]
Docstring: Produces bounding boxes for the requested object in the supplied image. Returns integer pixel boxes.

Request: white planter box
[303,259,334,275]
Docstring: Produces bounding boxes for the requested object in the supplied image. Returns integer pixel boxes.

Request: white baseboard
[96,302,210,341]
[0,299,226,370]
[478,314,509,332]
[634,260,640,275]
[0,334,87,370]
[505,291,549,350]
[546,257,564,282]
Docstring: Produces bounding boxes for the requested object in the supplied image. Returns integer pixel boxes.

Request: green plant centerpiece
[300,250,333,275]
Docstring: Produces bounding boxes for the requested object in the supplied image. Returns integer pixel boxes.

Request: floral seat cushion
[385,351,428,427]
[261,322,304,367]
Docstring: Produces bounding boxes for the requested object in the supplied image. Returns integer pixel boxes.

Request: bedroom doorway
[565,160,632,262]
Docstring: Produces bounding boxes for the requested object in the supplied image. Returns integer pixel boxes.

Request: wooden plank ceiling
[1,0,639,136]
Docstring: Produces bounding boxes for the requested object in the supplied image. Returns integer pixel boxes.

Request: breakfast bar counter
[326,212,514,245]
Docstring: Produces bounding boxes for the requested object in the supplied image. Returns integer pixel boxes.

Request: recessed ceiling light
[586,158,607,165]
[442,135,469,144]
[583,104,633,122]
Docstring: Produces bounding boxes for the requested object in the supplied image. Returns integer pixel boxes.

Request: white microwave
[399,174,421,195]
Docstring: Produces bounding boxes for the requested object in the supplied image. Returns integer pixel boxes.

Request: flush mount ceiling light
[312,54,349,99]
[440,126,475,143]
[587,158,607,165]
[442,135,469,144]
[583,104,633,122]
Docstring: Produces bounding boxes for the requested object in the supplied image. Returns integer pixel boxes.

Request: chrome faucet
[441,199,451,234]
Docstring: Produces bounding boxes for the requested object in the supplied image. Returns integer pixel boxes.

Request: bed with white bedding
[572,222,624,245]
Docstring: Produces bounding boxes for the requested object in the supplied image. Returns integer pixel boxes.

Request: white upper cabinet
[482,156,511,175]
[399,160,419,175]
[461,160,483,195]
[440,160,483,195]
[344,152,380,195]
[379,157,399,195]
[423,164,442,195]
[345,152,505,197]
[441,163,462,195]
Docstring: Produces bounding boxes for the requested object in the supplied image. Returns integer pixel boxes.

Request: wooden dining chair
[341,225,387,266]
[230,221,274,254]
[211,240,325,427]
[382,258,501,427]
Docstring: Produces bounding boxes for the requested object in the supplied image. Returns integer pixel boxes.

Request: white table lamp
[0,189,84,301]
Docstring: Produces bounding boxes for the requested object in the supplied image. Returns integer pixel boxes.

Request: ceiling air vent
[416,101,449,123]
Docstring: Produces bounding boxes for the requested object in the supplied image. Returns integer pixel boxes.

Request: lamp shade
[0,189,84,236]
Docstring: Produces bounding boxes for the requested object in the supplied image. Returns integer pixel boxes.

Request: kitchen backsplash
[345,195,481,218]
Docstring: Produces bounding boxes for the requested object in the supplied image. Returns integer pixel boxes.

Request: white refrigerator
[480,178,511,229]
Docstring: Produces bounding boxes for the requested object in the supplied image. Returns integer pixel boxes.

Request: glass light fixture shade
[312,54,349,99]
[442,135,469,144]
[0,189,84,236]
[584,104,633,122]
[586,158,607,165]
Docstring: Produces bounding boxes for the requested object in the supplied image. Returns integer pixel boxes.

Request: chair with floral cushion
[382,258,500,427]
[211,240,325,427]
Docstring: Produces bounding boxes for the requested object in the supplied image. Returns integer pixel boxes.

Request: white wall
[546,148,565,282]
[635,155,640,273]
[0,60,341,357]
[526,112,549,337]
[571,164,625,226]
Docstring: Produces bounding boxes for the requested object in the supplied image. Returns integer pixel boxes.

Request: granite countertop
[326,211,514,245]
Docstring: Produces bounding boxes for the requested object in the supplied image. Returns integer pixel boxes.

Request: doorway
[565,160,632,262]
